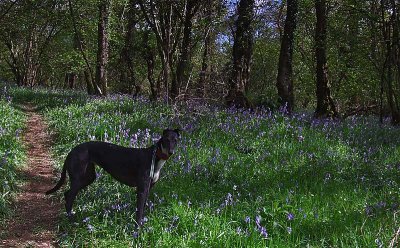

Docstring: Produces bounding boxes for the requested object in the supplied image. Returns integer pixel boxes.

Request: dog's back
[71,141,152,187]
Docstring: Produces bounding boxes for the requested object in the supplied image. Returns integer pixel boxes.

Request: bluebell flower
[87,224,95,232]
[287,212,294,221]
[259,226,268,238]
[255,215,261,226]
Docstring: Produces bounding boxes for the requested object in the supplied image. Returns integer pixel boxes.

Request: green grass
[0,89,26,218]
[9,85,87,111]
[7,86,400,247]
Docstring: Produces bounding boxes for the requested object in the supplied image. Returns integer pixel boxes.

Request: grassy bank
[0,87,26,217]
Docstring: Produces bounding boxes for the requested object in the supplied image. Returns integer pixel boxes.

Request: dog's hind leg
[81,162,96,189]
[64,185,79,219]
[64,161,96,219]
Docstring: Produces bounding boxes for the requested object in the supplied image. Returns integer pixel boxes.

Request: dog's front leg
[135,180,151,226]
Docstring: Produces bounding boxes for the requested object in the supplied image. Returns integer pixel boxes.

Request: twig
[389,226,400,248]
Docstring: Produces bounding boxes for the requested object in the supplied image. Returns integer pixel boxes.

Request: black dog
[46,129,180,226]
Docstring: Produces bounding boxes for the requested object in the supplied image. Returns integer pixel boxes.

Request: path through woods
[0,105,61,247]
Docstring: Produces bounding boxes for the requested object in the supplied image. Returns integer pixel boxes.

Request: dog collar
[156,148,170,160]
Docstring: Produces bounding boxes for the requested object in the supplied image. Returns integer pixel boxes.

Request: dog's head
[158,129,180,157]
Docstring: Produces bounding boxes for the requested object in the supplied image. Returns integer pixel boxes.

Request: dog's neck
[155,142,170,161]
[156,148,169,160]
[150,143,169,183]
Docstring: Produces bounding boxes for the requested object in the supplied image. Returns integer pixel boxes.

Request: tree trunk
[0,1,17,23]
[380,0,400,124]
[197,0,214,98]
[65,72,76,89]
[138,0,177,103]
[226,0,255,108]
[4,41,23,86]
[172,0,197,99]
[68,0,96,95]
[84,70,94,94]
[314,0,338,118]
[143,30,159,100]
[120,0,137,95]
[95,0,111,96]
[198,31,211,98]
[276,0,298,113]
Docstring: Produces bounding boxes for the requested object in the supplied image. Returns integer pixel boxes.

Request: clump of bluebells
[255,215,268,239]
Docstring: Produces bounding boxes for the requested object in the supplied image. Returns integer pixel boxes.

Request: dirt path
[0,105,61,247]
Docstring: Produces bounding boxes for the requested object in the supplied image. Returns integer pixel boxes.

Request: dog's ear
[162,129,168,136]
[174,128,181,137]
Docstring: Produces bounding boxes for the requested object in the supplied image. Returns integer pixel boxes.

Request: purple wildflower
[287,212,294,221]
[376,201,386,209]
[87,224,95,232]
[258,226,268,239]
[255,215,261,227]
[365,205,374,216]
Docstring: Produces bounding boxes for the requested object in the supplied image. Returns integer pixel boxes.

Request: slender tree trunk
[68,0,96,95]
[23,27,38,87]
[390,0,400,124]
[4,41,23,86]
[65,72,76,89]
[226,0,255,107]
[0,0,17,22]
[172,0,197,99]
[197,0,214,98]
[143,30,159,100]
[138,0,176,103]
[146,50,157,100]
[120,0,137,94]
[276,0,298,113]
[314,0,338,118]
[367,0,385,123]
[198,29,211,98]
[95,0,111,96]
[84,70,94,94]
[381,0,400,124]
[66,32,83,90]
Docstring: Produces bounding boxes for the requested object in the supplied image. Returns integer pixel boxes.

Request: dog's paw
[66,211,77,223]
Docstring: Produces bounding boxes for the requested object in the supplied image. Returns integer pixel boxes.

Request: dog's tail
[45,161,67,195]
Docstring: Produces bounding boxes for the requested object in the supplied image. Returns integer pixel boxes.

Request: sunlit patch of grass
[9,86,86,111]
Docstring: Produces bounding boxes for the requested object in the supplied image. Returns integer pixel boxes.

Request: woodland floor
[0,104,61,247]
